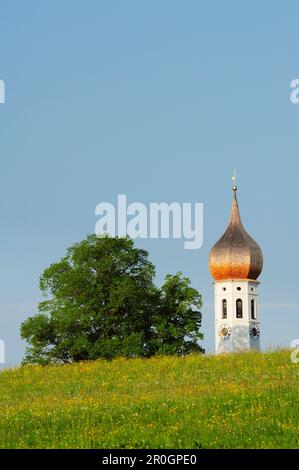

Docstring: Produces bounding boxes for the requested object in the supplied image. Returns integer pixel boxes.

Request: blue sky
[0,1,298,365]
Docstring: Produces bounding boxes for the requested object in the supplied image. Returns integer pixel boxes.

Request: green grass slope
[0,350,298,449]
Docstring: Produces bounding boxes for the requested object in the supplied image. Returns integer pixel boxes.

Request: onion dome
[209,185,263,281]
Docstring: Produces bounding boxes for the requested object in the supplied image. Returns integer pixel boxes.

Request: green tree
[155,272,204,355]
[21,235,204,364]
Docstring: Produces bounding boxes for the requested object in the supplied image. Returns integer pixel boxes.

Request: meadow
[0,350,297,448]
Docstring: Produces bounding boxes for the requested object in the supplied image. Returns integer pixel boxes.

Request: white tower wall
[214,279,260,354]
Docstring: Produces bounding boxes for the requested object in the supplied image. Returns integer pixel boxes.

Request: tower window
[237,286,241,291]
[222,299,227,319]
[251,299,256,319]
[222,287,226,291]
[236,299,243,318]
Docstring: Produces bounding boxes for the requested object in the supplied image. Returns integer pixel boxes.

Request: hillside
[0,350,297,449]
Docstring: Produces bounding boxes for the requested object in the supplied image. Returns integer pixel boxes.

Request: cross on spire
[232,169,237,191]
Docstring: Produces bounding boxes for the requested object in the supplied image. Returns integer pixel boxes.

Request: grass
[0,350,298,449]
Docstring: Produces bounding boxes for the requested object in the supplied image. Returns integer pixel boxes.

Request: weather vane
[232,169,237,190]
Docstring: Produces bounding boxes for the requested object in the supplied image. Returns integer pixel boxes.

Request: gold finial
[232,169,237,191]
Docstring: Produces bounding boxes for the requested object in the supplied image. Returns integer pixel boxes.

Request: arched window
[236,298,243,318]
[251,299,256,319]
[222,299,227,319]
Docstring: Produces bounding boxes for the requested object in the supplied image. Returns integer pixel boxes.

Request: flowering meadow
[0,350,297,448]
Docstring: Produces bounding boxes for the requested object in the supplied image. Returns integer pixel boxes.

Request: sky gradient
[0,1,298,365]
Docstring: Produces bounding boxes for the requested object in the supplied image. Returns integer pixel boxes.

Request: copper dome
[209,188,263,281]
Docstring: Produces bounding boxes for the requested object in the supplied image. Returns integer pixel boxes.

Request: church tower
[209,174,263,354]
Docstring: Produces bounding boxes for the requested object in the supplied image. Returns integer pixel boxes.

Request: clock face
[249,323,260,340]
[218,323,231,341]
